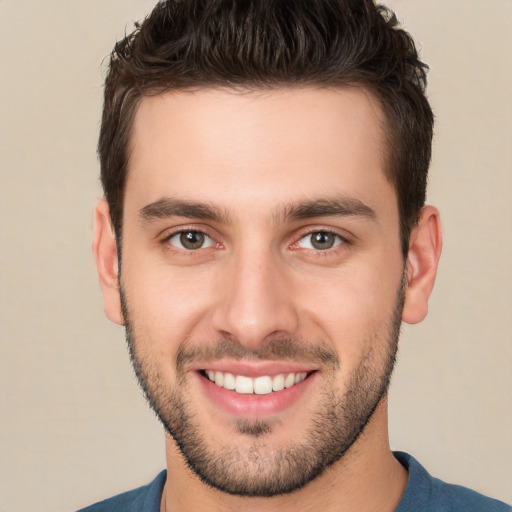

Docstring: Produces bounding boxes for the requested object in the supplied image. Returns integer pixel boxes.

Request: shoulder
[76,470,167,512]
[394,452,511,512]
[431,481,511,512]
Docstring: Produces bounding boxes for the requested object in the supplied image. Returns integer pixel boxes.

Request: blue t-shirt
[393,452,510,512]
[77,452,511,511]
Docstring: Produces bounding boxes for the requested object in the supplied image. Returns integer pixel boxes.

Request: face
[118,88,406,496]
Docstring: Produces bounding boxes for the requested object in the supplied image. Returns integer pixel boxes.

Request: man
[84,0,510,510]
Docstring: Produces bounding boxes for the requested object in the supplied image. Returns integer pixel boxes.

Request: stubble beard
[120,280,405,497]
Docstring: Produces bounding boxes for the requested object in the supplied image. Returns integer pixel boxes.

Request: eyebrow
[278,197,377,223]
[139,198,231,224]
[138,195,377,225]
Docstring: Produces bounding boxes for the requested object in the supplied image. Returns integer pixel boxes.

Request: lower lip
[194,371,318,417]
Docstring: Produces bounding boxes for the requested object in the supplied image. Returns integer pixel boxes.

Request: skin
[93,87,442,511]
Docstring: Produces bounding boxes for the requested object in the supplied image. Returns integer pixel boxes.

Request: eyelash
[161,227,350,255]
[161,228,219,253]
[292,229,349,252]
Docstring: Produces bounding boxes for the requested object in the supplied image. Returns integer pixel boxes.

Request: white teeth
[235,375,253,394]
[223,372,235,390]
[284,373,295,388]
[253,376,273,395]
[295,372,307,384]
[204,370,309,394]
[272,374,285,391]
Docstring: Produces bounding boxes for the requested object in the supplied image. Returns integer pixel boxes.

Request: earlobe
[402,205,442,325]
[92,199,124,325]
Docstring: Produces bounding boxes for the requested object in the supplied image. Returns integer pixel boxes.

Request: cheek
[298,262,402,361]
[121,258,219,366]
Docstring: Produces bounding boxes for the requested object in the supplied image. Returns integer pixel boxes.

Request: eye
[166,230,215,250]
[297,231,344,251]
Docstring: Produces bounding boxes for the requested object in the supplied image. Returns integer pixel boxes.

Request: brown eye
[298,231,343,250]
[167,231,214,250]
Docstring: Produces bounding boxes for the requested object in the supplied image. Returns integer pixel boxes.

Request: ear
[402,205,442,324]
[92,199,124,325]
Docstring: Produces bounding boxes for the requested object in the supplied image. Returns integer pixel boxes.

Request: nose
[211,247,300,350]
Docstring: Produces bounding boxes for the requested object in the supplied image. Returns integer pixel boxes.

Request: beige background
[0,0,510,510]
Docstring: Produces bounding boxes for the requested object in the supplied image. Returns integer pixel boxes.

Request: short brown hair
[99,0,433,257]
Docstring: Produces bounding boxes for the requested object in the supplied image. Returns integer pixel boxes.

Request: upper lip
[189,360,318,377]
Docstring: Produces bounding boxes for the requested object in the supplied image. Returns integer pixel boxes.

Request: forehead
[126,87,394,220]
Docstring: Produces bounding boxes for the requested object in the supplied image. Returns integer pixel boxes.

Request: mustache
[176,337,340,374]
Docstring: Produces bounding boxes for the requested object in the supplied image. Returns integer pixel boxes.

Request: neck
[161,398,407,512]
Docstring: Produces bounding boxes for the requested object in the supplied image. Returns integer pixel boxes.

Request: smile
[203,370,309,395]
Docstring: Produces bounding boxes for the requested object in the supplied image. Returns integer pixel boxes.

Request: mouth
[194,364,319,417]
[199,369,312,395]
